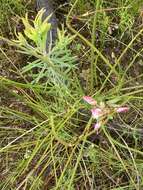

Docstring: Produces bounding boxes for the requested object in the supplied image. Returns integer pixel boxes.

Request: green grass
[0,0,28,36]
[0,0,143,189]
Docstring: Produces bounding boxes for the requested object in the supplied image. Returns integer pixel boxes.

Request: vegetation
[0,0,143,189]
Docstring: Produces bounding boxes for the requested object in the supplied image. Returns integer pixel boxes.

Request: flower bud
[91,108,103,119]
[83,96,97,105]
[116,107,129,113]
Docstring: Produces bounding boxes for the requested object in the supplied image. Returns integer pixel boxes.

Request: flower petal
[83,96,97,105]
[91,108,103,119]
[93,122,101,130]
[116,107,129,113]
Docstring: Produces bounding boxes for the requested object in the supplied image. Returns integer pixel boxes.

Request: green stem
[90,0,100,93]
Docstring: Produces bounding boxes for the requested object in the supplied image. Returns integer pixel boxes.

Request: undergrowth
[0,0,143,189]
[0,0,28,35]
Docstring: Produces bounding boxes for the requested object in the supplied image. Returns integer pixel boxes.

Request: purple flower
[116,107,129,113]
[83,96,97,106]
[93,122,101,131]
[91,108,103,119]
[83,95,129,134]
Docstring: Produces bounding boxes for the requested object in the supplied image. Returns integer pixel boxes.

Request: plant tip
[83,96,97,105]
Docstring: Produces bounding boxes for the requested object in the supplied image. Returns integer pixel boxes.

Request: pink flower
[83,96,97,106]
[116,107,129,113]
[91,108,103,119]
[93,122,101,130]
